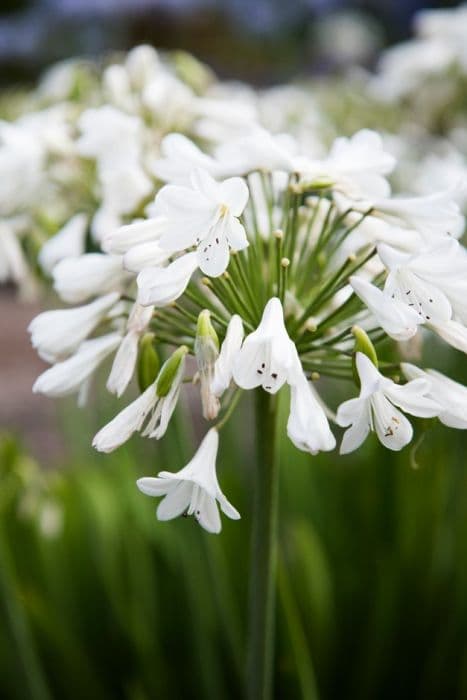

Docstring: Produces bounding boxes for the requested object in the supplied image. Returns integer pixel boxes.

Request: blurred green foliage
[1,372,467,699]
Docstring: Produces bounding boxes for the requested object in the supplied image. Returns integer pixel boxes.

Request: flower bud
[156,345,189,398]
[351,325,378,387]
[137,333,160,392]
[195,310,220,420]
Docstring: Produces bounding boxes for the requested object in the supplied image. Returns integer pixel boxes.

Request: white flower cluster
[1,37,466,535]
[27,112,467,533]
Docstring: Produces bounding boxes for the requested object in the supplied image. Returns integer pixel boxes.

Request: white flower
[150,133,219,184]
[76,106,143,168]
[232,297,296,393]
[103,217,167,255]
[428,319,467,354]
[211,315,244,397]
[370,188,465,240]
[107,303,154,397]
[378,239,467,325]
[287,373,336,454]
[137,251,198,307]
[350,276,423,341]
[336,352,440,453]
[38,213,88,275]
[137,429,240,534]
[298,129,395,198]
[33,332,122,398]
[402,363,467,429]
[153,168,249,276]
[29,292,120,363]
[0,218,35,297]
[215,128,298,175]
[94,346,186,451]
[103,217,173,273]
[53,254,127,303]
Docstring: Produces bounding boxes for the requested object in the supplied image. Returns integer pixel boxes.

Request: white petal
[211,315,244,397]
[371,393,413,451]
[219,176,249,216]
[38,213,87,274]
[384,378,440,417]
[137,252,198,306]
[287,375,336,454]
[339,401,371,454]
[103,217,167,255]
[106,330,139,397]
[157,481,193,520]
[93,384,157,452]
[137,476,172,497]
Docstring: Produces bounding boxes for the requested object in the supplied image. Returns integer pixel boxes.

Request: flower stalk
[247,390,280,700]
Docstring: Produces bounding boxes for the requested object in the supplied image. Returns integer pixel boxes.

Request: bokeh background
[1,1,467,699]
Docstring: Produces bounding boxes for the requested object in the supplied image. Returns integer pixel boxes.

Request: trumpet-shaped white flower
[38,213,87,274]
[287,373,336,454]
[379,239,467,324]
[211,315,244,397]
[107,303,154,397]
[29,292,120,363]
[53,254,127,303]
[336,352,440,453]
[401,363,467,429]
[76,106,143,168]
[137,429,240,534]
[137,252,198,307]
[94,346,186,451]
[233,297,296,393]
[350,276,423,341]
[153,168,249,277]
[33,332,122,398]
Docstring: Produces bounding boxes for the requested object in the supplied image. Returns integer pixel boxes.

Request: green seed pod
[137,333,160,392]
[156,345,189,398]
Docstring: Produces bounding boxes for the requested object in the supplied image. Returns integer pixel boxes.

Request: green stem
[247,391,280,700]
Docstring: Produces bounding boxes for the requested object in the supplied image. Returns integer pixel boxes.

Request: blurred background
[1,1,467,699]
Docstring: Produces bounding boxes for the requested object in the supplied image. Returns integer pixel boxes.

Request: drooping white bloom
[33,332,122,398]
[53,254,127,303]
[336,352,440,453]
[38,213,88,275]
[153,168,249,276]
[211,315,244,397]
[137,252,198,307]
[402,363,467,429]
[137,429,240,534]
[287,373,336,454]
[107,303,154,397]
[350,276,423,341]
[233,297,296,393]
[94,345,186,451]
[29,292,120,363]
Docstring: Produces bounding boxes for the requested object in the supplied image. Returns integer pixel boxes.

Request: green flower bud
[137,333,160,392]
[195,310,219,355]
[351,325,378,387]
[156,346,189,398]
